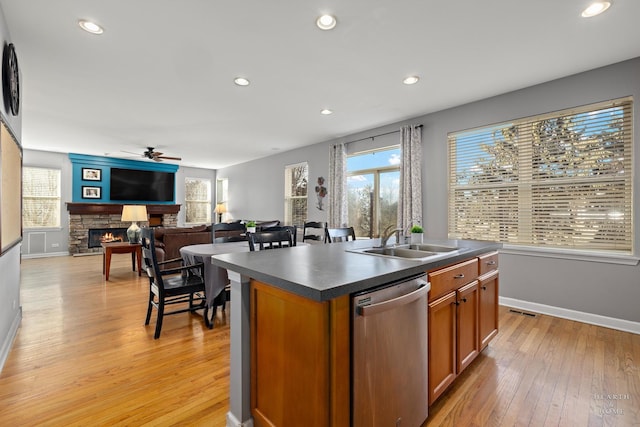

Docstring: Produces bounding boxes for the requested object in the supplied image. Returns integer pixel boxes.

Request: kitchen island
[211,238,501,427]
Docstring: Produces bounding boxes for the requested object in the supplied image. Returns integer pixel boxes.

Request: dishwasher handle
[357,281,430,317]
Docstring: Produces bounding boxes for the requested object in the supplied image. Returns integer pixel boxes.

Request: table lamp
[121,205,148,243]
[214,202,227,223]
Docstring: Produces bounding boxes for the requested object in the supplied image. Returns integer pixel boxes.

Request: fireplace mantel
[66,203,181,215]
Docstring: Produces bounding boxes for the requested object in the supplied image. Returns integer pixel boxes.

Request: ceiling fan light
[78,19,104,34]
[581,1,611,17]
[234,77,250,86]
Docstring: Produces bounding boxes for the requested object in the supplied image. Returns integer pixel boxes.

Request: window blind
[23,167,61,228]
[448,97,633,253]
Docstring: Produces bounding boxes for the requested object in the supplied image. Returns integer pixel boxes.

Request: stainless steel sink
[348,244,463,261]
[361,247,439,258]
[406,244,459,253]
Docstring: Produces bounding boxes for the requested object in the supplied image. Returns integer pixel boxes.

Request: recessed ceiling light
[320,109,333,115]
[316,14,337,30]
[78,19,104,35]
[403,76,420,85]
[234,77,250,86]
[581,1,611,17]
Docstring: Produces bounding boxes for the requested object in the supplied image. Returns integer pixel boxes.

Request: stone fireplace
[66,203,180,254]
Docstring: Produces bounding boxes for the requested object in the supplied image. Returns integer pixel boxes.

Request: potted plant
[245,221,257,233]
[410,224,424,244]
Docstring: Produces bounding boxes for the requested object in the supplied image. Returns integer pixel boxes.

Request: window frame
[448,97,634,260]
[22,166,62,229]
[284,162,308,227]
[347,146,401,238]
[184,177,212,225]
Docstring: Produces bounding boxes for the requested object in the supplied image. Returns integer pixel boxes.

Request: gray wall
[217,142,329,223]
[219,57,640,325]
[0,3,23,370]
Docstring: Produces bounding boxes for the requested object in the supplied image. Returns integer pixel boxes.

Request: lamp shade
[214,202,227,214]
[121,205,148,243]
[121,205,148,222]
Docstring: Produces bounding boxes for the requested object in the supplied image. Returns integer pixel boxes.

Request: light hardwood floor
[1,255,639,426]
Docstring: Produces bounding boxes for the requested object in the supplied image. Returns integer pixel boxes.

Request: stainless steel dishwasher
[352,274,430,427]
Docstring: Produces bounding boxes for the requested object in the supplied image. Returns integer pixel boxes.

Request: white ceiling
[2,0,639,169]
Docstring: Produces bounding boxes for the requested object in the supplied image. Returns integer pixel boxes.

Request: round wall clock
[2,42,20,116]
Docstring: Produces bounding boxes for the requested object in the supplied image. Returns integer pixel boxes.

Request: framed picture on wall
[82,186,101,199]
[82,167,101,181]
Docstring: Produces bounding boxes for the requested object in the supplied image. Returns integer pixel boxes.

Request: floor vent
[509,309,537,318]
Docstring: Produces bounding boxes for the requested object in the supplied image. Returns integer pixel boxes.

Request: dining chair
[325,226,357,243]
[211,221,247,242]
[261,225,298,246]
[141,227,210,339]
[248,229,294,251]
[302,221,326,243]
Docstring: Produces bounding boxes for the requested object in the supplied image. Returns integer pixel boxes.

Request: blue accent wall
[69,154,179,204]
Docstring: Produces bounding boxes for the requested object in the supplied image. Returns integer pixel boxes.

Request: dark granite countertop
[210,238,501,302]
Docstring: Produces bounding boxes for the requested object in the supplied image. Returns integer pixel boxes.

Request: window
[184,178,211,224]
[23,167,61,228]
[448,97,633,253]
[347,146,400,238]
[284,163,308,226]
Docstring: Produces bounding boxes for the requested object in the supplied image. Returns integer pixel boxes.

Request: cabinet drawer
[478,251,499,276]
[428,258,478,302]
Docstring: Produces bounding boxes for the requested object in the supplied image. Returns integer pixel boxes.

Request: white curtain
[328,143,347,227]
[399,125,423,233]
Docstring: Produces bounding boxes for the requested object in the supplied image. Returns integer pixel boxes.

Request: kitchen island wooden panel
[250,280,350,427]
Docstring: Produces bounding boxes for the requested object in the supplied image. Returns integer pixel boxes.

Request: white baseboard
[500,297,640,335]
[22,251,69,259]
[226,412,253,427]
[0,306,22,373]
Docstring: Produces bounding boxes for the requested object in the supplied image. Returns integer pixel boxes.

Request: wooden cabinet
[478,251,499,350]
[427,259,479,405]
[250,280,350,427]
[427,252,499,405]
[428,291,457,403]
[456,281,479,373]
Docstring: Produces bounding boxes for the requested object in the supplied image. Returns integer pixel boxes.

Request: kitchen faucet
[378,224,403,248]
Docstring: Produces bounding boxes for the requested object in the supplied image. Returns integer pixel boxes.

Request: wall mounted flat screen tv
[110,168,175,202]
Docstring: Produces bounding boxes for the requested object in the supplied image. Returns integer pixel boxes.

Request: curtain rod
[344,124,422,145]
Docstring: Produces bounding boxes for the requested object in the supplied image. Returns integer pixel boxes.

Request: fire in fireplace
[88,228,128,248]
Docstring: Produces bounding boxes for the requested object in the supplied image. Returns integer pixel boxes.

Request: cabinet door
[428,291,457,405]
[456,281,479,374]
[479,270,499,350]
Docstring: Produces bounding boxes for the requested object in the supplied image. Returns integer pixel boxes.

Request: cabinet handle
[482,285,487,290]
[486,261,496,265]
[453,301,460,306]
[461,297,467,303]
[454,274,465,279]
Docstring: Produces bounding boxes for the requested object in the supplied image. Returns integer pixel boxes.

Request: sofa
[153,225,212,264]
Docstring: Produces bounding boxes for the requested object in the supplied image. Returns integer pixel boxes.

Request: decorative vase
[410,232,423,244]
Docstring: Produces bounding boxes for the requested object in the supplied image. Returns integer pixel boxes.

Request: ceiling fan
[122,147,182,162]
